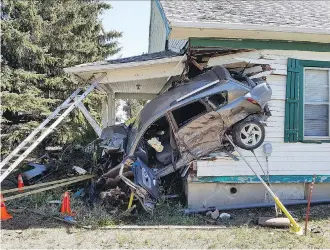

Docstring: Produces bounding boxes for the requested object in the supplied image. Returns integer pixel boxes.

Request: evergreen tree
[1,0,121,155]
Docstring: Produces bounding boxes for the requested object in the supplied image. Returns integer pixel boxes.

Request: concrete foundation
[186,181,330,208]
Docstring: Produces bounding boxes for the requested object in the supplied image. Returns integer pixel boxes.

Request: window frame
[284,58,330,143]
[303,67,330,140]
[204,91,228,110]
[170,100,209,130]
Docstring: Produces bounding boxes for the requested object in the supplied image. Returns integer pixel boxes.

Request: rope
[1,175,95,194]
[251,150,267,176]
[2,175,95,201]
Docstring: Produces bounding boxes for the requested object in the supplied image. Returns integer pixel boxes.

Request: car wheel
[232,120,265,150]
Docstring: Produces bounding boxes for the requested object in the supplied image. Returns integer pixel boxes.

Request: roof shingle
[106,50,181,64]
[159,0,330,31]
[73,51,182,68]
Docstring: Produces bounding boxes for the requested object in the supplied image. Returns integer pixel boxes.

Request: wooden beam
[191,59,204,71]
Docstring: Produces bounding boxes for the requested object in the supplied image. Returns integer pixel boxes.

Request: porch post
[108,90,116,125]
[101,85,116,127]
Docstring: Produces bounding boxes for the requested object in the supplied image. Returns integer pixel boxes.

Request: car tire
[232,120,265,150]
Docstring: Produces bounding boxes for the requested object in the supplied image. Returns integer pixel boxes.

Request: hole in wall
[230,187,238,194]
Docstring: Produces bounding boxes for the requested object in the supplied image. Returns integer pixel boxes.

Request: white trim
[114,92,158,100]
[64,56,186,74]
[169,26,330,43]
[170,21,330,35]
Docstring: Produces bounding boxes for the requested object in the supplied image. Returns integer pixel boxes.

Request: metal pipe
[184,199,330,214]
[305,174,316,235]
[225,135,302,233]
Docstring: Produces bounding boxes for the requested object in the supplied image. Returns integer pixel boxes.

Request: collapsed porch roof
[64,51,186,98]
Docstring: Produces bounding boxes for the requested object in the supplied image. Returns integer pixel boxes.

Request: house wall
[148,0,166,53]
[197,50,330,178]
[186,49,330,208]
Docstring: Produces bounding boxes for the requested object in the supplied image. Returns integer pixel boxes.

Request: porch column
[101,87,116,127]
[108,90,116,125]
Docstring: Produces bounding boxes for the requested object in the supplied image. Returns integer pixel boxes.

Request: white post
[101,100,109,128]
[107,89,116,126]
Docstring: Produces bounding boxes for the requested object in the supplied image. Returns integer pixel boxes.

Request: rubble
[100,187,129,208]
[219,213,231,220]
[72,166,87,175]
[211,209,220,220]
[8,65,273,215]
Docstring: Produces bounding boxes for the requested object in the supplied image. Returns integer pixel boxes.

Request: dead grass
[2,190,330,249]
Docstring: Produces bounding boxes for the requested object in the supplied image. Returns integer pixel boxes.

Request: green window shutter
[284,58,301,142]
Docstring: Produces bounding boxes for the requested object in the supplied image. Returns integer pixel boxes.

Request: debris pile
[4,65,273,216]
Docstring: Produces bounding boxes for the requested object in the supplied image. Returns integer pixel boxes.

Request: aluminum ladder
[0,74,105,183]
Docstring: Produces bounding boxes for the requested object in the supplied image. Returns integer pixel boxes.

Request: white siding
[198,50,330,177]
[148,1,166,53]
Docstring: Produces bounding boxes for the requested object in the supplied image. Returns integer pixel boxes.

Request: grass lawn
[2,190,329,249]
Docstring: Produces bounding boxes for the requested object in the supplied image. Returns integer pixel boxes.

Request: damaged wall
[195,49,330,178]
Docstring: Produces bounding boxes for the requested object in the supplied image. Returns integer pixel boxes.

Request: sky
[100,1,151,59]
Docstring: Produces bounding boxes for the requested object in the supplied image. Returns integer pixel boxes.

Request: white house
[65,0,330,208]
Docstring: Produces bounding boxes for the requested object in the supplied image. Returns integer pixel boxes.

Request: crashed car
[97,65,272,212]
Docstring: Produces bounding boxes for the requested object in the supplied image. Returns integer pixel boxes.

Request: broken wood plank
[207,50,260,67]
[250,70,273,79]
[191,59,204,71]
[234,57,287,65]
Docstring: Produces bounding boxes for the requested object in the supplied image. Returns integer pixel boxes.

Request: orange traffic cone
[1,195,13,221]
[18,174,24,192]
[60,191,74,216]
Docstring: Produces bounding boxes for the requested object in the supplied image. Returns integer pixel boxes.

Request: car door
[171,93,228,158]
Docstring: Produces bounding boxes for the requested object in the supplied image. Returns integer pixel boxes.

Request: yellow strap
[127,192,134,209]
[1,175,95,194]
[2,175,94,201]
[274,197,302,233]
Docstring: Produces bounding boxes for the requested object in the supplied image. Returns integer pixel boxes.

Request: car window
[206,91,228,109]
[172,101,207,128]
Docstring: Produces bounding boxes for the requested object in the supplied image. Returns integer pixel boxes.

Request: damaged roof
[73,51,182,68]
[106,50,182,64]
[159,0,330,31]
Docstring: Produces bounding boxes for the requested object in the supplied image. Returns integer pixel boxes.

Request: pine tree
[1,0,121,155]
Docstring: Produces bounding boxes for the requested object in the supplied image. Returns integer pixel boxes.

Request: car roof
[138,69,220,126]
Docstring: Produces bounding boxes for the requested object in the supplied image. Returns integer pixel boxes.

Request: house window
[172,101,207,128]
[304,68,330,138]
[284,58,330,143]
